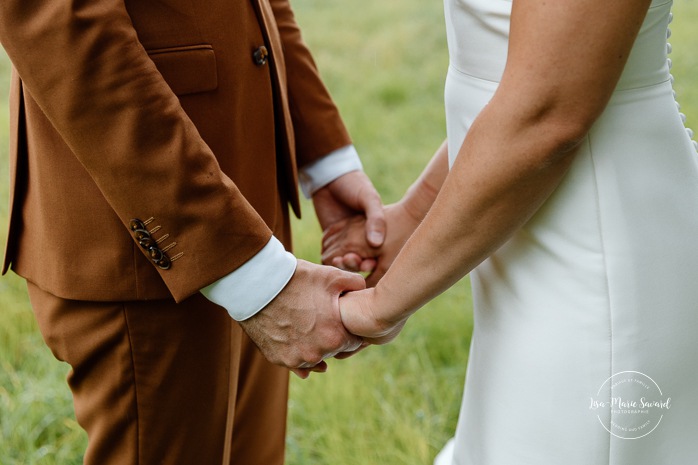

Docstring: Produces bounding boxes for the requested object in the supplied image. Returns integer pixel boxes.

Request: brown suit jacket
[0,0,351,302]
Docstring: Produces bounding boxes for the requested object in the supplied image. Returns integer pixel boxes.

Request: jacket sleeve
[269,0,354,168]
[0,0,273,302]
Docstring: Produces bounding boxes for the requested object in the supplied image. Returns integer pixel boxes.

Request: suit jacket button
[134,229,153,247]
[129,219,145,231]
[155,255,172,270]
[147,246,164,261]
[148,247,171,270]
[139,236,155,249]
[253,46,269,66]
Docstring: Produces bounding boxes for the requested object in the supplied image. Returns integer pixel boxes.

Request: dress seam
[448,63,501,84]
[649,0,672,9]
[587,132,614,465]
[614,77,671,94]
[448,63,671,93]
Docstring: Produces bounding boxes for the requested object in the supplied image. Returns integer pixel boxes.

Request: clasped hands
[238,171,416,378]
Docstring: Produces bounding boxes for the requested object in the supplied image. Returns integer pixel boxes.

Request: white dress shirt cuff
[299,144,363,198]
[200,236,297,321]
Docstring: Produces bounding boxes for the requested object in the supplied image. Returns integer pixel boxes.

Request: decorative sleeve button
[129,218,174,270]
[129,219,146,231]
[135,230,156,249]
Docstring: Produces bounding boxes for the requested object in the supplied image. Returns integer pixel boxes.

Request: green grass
[1,0,698,463]
[0,42,89,465]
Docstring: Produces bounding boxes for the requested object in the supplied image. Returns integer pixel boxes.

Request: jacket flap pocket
[148,45,218,96]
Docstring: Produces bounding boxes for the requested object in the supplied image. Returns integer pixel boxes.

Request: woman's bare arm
[322,140,449,280]
[340,0,654,342]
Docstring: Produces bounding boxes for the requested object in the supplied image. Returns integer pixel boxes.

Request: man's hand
[238,259,366,378]
[322,202,421,286]
[312,171,386,272]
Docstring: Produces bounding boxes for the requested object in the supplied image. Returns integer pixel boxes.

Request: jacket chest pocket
[147,44,218,96]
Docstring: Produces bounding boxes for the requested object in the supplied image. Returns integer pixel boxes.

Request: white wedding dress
[435,0,698,463]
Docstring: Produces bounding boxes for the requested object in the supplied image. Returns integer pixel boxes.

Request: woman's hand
[322,141,448,287]
[339,288,407,345]
[322,202,421,286]
[321,215,379,273]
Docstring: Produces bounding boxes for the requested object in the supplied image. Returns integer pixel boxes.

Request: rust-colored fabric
[0,0,351,302]
[26,186,293,464]
[0,1,350,462]
[27,282,290,465]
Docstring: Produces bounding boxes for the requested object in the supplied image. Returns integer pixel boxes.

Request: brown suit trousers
[27,279,290,465]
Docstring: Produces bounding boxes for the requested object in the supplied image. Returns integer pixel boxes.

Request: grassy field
[1,0,697,464]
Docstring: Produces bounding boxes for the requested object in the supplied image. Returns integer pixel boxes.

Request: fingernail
[369,231,383,245]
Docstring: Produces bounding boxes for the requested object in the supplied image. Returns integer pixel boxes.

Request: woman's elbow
[539,110,598,164]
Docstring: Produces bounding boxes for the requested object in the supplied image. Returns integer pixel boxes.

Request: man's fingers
[321,232,339,253]
[334,341,370,360]
[291,361,328,379]
[329,256,376,272]
[359,257,377,273]
[291,368,311,379]
[360,192,386,248]
[320,220,347,251]
[333,267,367,293]
[338,253,363,271]
[342,332,364,353]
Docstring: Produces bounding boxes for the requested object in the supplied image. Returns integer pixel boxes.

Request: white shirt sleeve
[298,144,363,198]
[200,236,297,321]
[201,144,363,320]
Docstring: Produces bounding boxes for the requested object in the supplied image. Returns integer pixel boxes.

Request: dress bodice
[444,0,672,91]
[438,2,698,464]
